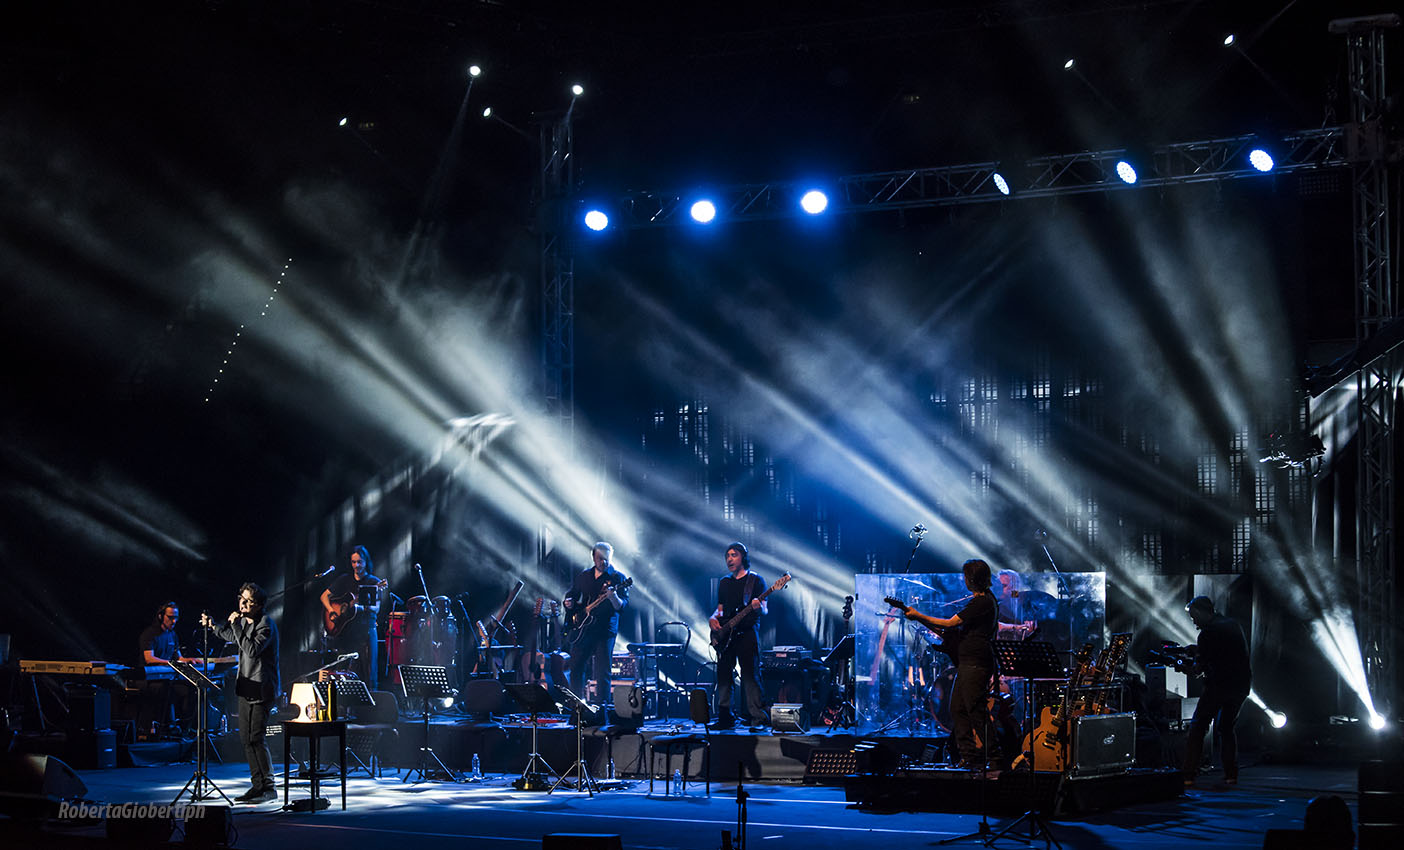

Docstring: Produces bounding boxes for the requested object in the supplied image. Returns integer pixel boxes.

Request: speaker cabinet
[610,683,653,724]
[1068,712,1136,778]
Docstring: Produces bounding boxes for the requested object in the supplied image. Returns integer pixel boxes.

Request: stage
[0,754,1358,850]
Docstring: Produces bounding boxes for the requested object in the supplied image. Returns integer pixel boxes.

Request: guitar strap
[743,574,757,611]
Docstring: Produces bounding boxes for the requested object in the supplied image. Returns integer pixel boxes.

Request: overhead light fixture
[468,64,482,78]
[690,199,717,224]
[481,106,492,118]
[1063,58,1076,70]
[1258,431,1325,469]
[583,209,609,231]
[992,172,1011,196]
[1248,148,1275,172]
[571,84,585,97]
[799,189,829,215]
[1115,160,1138,184]
[1223,34,1236,47]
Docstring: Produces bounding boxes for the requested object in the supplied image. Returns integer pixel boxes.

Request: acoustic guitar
[323,578,388,637]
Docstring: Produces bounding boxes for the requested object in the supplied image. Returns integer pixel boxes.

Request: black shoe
[707,719,734,731]
[233,788,263,802]
[249,789,278,804]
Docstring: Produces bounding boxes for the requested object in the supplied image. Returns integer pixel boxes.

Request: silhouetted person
[1182,595,1250,787]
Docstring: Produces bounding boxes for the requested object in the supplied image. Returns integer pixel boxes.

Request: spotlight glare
[571,83,584,97]
[481,106,492,118]
[338,117,348,127]
[799,189,829,215]
[690,199,717,224]
[1248,148,1275,172]
[1063,58,1075,70]
[468,64,482,78]
[583,209,609,231]
[1270,711,1288,729]
[1115,160,1138,184]
[992,172,1011,196]
[1369,713,1387,731]
[1223,34,1236,47]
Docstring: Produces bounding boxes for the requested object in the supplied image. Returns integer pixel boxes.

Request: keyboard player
[136,602,204,737]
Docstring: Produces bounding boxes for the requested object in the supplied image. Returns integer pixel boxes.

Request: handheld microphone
[316,565,336,578]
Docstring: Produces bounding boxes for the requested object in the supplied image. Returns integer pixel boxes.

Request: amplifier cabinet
[1068,712,1136,779]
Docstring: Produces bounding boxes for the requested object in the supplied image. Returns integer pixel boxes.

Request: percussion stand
[399,665,459,783]
[169,661,230,806]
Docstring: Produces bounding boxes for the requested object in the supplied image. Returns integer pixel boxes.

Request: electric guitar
[565,577,633,645]
[1014,642,1095,771]
[711,573,791,650]
[323,578,388,637]
[883,596,962,661]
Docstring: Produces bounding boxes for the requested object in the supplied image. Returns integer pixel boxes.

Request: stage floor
[1,755,1359,850]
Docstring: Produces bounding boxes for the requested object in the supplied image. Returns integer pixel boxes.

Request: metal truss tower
[539,113,576,448]
[1335,14,1400,716]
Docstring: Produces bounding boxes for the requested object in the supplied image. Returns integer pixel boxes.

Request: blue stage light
[1248,148,1275,172]
[1115,160,1138,184]
[799,190,829,215]
[992,173,1011,196]
[584,210,609,231]
[690,199,717,224]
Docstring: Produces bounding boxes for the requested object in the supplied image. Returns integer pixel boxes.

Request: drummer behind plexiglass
[320,545,384,689]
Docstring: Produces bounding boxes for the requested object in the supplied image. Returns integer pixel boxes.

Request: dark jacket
[213,610,280,703]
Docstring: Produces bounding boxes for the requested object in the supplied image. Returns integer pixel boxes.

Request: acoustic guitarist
[320,545,387,689]
[891,558,997,769]
[562,542,629,705]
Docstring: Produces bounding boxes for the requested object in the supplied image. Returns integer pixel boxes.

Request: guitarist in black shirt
[562,542,629,705]
[709,542,770,731]
[896,558,997,768]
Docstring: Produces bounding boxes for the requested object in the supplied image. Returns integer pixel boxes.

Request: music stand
[318,678,378,775]
[503,683,560,791]
[549,685,601,795]
[169,661,230,805]
[399,665,458,783]
[988,640,1065,850]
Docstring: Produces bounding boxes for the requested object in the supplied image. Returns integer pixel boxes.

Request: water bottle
[471,753,482,780]
[671,768,683,796]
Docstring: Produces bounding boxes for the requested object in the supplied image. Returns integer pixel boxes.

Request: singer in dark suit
[202,582,280,804]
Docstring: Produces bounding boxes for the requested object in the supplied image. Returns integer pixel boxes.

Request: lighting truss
[610,129,1346,227]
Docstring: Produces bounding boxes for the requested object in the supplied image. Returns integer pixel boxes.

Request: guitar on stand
[473,579,525,679]
[1020,641,1095,772]
[820,594,857,730]
[524,598,564,686]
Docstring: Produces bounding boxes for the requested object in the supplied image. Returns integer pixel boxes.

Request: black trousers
[1184,685,1248,780]
[237,697,273,791]
[715,632,767,725]
[567,629,615,704]
[950,664,993,763]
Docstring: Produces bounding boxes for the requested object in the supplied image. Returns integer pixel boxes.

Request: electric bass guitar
[711,573,792,650]
[323,578,388,637]
[565,577,633,645]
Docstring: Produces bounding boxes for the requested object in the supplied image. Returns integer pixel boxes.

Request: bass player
[709,542,769,732]
[320,545,386,689]
[562,541,629,706]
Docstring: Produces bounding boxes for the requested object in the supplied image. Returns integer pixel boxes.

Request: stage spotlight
[1063,58,1075,70]
[1269,711,1287,729]
[1115,160,1138,184]
[338,116,348,127]
[1248,148,1275,172]
[1369,713,1387,731]
[1223,34,1236,47]
[481,106,492,118]
[571,83,584,97]
[799,189,829,215]
[690,199,717,224]
[992,172,1011,196]
[468,64,482,78]
[583,209,609,231]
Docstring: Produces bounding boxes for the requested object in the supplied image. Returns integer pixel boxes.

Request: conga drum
[386,611,408,666]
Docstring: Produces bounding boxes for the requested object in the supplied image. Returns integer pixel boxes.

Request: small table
[282,719,347,811]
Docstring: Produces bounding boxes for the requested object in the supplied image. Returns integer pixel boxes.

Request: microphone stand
[1036,532,1075,664]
